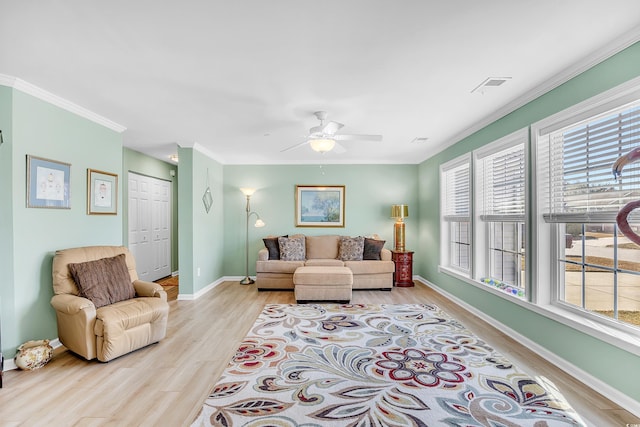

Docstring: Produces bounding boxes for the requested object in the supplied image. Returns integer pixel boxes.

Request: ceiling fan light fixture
[309,138,336,153]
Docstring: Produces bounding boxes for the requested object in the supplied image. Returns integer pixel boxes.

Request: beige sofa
[256,235,395,290]
[51,246,169,362]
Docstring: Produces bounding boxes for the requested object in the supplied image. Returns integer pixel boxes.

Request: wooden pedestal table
[392,250,414,287]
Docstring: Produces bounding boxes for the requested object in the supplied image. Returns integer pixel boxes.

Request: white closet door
[151,178,171,279]
[128,172,171,282]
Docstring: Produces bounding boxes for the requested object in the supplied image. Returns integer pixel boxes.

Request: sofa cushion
[256,260,305,273]
[304,258,345,267]
[338,236,364,261]
[263,235,287,260]
[305,235,340,259]
[344,260,395,274]
[278,236,306,261]
[68,254,135,308]
[363,238,386,260]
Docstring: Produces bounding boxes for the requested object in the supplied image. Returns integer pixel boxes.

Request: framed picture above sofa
[295,185,345,227]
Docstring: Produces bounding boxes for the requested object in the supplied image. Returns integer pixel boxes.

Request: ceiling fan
[281,111,382,154]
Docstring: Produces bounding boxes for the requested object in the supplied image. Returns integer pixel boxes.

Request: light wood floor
[1,281,638,426]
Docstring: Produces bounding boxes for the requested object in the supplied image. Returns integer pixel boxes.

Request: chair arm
[50,294,96,315]
[50,294,98,360]
[258,248,269,261]
[381,248,392,261]
[133,280,168,301]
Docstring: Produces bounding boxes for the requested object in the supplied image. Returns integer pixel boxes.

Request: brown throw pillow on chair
[68,254,135,308]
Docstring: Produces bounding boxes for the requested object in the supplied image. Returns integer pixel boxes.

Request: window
[533,82,640,330]
[440,154,471,275]
[475,130,527,298]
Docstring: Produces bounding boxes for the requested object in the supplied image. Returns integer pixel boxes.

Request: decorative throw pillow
[338,236,365,261]
[68,254,135,308]
[278,236,306,261]
[263,235,287,260]
[363,238,386,260]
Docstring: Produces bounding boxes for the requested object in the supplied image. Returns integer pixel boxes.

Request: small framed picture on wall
[26,155,71,209]
[87,169,118,215]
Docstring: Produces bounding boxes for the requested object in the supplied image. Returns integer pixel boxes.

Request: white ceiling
[2,1,640,165]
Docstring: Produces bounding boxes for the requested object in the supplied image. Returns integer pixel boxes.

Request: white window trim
[531,75,640,345]
[438,264,640,357]
[439,153,472,277]
[438,76,640,355]
[473,128,528,290]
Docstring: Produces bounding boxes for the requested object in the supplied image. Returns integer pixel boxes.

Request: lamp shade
[309,138,336,153]
[391,204,409,219]
[240,187,256,196]
[254,218,265,227]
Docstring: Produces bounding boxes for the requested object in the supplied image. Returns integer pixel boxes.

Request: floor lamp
[240,188,265,285]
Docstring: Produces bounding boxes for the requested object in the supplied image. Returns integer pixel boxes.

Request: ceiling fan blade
[334,134,383,141]
[321,121,344,135]
[280,140,309,152]
[333,142,347,154]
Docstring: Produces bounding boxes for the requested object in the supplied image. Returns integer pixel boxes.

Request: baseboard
[171,270,179,277]
[177,276,237,300]
[413,275,640,419]
[3,357,16,372]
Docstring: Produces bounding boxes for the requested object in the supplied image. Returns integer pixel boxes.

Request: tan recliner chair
[51,246,169,362]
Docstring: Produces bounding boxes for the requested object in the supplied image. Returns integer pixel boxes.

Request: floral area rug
[192,303,586,426]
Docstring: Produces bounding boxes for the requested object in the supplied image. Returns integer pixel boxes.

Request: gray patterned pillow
[278,236,306,261]
[338,236,365,261]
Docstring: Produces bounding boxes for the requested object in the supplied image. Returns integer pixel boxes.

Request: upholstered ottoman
[293,266,353,303]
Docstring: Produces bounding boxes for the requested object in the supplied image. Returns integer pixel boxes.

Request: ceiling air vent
[411,137,429,144]
[471,77,512,94]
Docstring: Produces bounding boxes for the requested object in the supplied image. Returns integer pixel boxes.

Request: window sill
[438,265,640,357]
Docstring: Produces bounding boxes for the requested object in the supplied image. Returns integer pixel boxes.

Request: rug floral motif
[192,304,586,426]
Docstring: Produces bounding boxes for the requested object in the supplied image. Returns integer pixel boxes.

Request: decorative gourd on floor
[14,339,53,370]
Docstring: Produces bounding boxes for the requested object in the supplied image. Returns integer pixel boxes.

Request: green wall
[1,87,122,358]
[1,40,638,410]
[222,164,418,276]
[178,146,225,295]
[0,86,15,360]
[418,41,640,403]
[123,147,179,272]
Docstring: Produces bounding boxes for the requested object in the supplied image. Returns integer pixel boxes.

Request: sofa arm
[381,248,392,261]
[133,280,168,301]
[51,293,95,315]
[258,248,269,261]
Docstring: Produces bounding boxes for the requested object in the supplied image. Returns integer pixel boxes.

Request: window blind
[442,161,470,222]
[478,143,525,222]
[540,100,640,223]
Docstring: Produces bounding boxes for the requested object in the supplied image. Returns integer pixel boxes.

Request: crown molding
[428,25,640,161]
[178,141,225,164]
[0,74,126,133]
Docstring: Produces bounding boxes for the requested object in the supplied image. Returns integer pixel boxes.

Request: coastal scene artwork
[296,185,345,227]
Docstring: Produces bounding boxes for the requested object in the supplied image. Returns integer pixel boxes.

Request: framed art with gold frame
[87,169,118,215]
[295,185,345,227]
